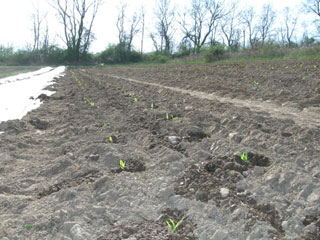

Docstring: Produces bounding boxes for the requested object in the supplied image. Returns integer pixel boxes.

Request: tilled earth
[0,60,320,240]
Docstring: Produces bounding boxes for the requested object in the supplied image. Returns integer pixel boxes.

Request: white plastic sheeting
[0,66,66,123]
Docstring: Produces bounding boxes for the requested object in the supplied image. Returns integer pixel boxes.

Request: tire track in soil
[107,75,320,129]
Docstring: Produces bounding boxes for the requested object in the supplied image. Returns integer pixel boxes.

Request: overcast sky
[0,0,316,53]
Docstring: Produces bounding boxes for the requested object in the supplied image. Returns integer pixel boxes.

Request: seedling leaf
[120,160,126,170]
[166,217,184,234]
[237,152,248,163]
[109,136,113,143]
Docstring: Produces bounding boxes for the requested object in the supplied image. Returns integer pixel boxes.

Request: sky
[0,0,317,53]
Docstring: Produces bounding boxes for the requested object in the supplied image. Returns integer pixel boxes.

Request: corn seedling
[103,122,110,127]
[120,160,126,170]
[237,152,248,163]
[166,217,185,234]
[299,63,303,68]
[166,113,169,120]
[171,115,178,121]
[24,224,33,231]
[134,97,138,103]
[150,103,154,109]
[109,136,114,143]
[314,65,317,69]
[90,102,95,107]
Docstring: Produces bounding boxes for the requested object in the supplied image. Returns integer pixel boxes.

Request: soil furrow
[107,74,320,129]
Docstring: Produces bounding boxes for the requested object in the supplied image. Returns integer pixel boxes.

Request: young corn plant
[166,217,185,235]
[120,160,126,170]
[171,115,178,121]
[24,224,33,232]
[103,122,110,127]
[109,136,114,143]
[237,152,248,163]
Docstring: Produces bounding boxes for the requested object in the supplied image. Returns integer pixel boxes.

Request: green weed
[103,122,110,127]
[109,136,114,143]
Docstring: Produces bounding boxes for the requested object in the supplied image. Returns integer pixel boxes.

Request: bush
[257,42,285,58]
[143,52,170,63]
[99,43,142,64]
[203,44,227,62]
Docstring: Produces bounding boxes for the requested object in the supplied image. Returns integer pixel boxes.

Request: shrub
[203,44,227,62]
[99,43,142,64]
[143,52,170,63]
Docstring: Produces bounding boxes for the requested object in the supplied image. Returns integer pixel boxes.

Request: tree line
[1,0,320,65]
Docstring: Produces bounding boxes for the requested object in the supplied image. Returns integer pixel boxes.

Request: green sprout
[299,63,303,68]
[103,122,110,127]
[109,136,114,143]
[314,65,317,69]
[24,224,33,231]
[120,160,126,170]
[134,97,138,103]
[151,103,154,109]
[237,152,248,163]
[166,217,185,234]
[166,113,169,120]
[171,115,178,121]
[90,102,95,107]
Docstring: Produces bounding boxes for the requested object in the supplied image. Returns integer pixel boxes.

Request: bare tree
[220,2,241,50]
[305,0,320,17]
[179,0,226,53]
[116,3,140,52]
[116,4,126,44]
[257,4,276,46]
[154,0,175,53]
[31,8,48,51]
[279,7,298,47]
[150,33,160,52]
[140,7,145,54]
[305,0,320,33]
[240,7,258,48]
[51,0,102,61]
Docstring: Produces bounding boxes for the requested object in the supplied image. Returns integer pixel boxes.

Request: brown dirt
[0,60,319,239]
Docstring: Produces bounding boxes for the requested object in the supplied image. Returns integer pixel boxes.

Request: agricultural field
[0,66,41,79]
[0,59,319,239]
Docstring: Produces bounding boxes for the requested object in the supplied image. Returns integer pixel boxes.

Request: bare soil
[0,60,319,240]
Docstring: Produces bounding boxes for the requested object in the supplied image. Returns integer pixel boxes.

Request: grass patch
[0,69,33,78]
